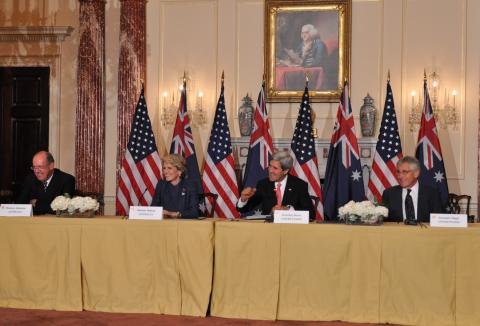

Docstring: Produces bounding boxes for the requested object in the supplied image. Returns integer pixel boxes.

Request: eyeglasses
[31,165,49,171]
[396,169,412,175]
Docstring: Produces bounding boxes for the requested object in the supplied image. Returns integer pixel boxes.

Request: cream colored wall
[1,0,478,215]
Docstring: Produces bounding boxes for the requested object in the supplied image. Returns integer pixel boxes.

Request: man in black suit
[17,151,76,215]
[237,150,314,219]
[382,156,444,223]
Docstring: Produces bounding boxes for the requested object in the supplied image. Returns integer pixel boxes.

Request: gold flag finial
[423,69,427,81]
[183,71,186,84]
[387,69,390,82]
[221,70,225,85]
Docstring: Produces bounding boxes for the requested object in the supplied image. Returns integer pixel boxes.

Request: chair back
[310,195,320,211]
[448,193,474,222]
[199,192,218,217]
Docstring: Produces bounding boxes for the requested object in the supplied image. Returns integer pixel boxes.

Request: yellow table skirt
[211,221,480,326]
[0,216,214,316]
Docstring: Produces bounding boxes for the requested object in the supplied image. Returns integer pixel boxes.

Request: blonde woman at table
[151,154,199,219]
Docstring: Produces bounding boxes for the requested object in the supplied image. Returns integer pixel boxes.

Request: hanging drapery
[116,0,147,205]
[75,0,106,211]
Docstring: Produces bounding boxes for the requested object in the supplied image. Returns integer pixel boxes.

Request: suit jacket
[151,178,199,219]
[381,183,445,222]
[237,174,315,219]
[17,168,76,215]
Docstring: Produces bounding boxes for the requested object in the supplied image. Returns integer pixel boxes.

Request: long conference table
[1,216,480,326]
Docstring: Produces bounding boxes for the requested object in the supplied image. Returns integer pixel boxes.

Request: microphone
[404,218,418,226]
[137,187,149,206]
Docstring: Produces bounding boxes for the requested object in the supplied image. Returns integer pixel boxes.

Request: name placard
[430,213,468,228]
[273,210,309,224]
[0,204,33,217]
[128,206,163,220]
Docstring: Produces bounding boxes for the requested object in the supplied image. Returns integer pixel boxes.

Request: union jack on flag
[170,77,203,193]
[367,78,403,203]
[290,83,324,220]
[415,77,449,208]
[242,81,274,189]
[323,80,365,220]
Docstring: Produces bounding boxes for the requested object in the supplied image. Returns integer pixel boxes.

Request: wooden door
[0,67,50,203]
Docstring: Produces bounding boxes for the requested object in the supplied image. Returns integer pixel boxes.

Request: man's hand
[271,204,289,212]
[240,187,256,202]
[29,199,37,207]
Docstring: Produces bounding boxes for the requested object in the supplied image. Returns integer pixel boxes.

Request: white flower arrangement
[338,200,388,224]
[51,195,100,215]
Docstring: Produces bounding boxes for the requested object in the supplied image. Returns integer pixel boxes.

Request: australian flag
[323,80,366,220]
[415,77,449,209]
[170,77,203,193]
[242,81,274,189]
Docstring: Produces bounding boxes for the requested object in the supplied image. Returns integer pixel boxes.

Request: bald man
[17,151,75,215]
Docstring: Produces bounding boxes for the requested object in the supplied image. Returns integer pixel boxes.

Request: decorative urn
[359,93,376,137]
[238,94,254,136]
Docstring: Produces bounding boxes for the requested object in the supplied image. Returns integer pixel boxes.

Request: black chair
[310,195,320,211]
[198,192,218,217]
[448,193,475,223]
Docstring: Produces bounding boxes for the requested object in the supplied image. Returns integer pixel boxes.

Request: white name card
[430,213,468,228]
[128,206,163,220]
[0,204,33,217]
[273,210,309,224]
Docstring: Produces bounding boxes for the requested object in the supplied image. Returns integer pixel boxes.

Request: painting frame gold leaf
[264,0,351,102]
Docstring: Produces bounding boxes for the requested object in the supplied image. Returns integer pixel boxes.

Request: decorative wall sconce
[408,71,458,131]
[159,91,176,126]
[159,73,207,127]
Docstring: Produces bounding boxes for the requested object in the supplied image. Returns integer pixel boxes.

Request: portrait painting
[264,0,351,102]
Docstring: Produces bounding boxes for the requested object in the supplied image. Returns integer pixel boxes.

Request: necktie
[43,181,48,191]
[405,189,415,220]
[275,182,282,206]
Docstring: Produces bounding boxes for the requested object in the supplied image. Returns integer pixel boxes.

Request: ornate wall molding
[0,25,73,165]
[0,26,74,42]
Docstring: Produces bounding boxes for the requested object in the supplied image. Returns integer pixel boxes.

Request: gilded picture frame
[265,0,351,102]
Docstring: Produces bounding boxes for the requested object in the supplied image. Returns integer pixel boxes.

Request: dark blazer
[237,174,315,219]
[17,168,76,215]
[382,183,445,222]
[151,179,199,219]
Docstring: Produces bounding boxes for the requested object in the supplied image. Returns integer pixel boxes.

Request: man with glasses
[382,156,444,223]
[17,151,75,215]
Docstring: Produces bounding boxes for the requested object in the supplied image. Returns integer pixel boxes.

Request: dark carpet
[0,308,403,326]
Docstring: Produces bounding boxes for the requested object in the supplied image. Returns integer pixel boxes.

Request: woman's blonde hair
[162,154,187,177]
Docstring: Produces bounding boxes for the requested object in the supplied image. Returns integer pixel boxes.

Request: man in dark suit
[17,151,76,215]
[382,156,444,223]
[237,150,314,219]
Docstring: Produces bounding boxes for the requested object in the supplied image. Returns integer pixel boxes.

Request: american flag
[290,83,324,220]
[170,77,203,193]
[415,77,449,208]
[323,80,365,220]
[367,79,403,203]
[242,81,274,189]
[116,87,162,215]
[202,76,240,219]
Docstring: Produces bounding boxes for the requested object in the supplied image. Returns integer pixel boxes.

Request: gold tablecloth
[0,216,214,316]
[0,217,83,311]
[211,221,480,326]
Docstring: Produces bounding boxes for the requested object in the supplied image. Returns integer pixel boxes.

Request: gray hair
[301,24,318,38]
[272,150,294,170]
[397,156,420,171]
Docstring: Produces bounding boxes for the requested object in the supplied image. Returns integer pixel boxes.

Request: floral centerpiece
[338,200,388,224]
[51,195,99,217]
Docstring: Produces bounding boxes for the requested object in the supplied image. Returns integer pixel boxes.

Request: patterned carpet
[0,308,403,326]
